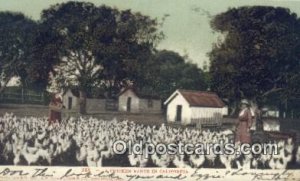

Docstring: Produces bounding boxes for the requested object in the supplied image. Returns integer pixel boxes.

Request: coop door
[127,97,132,112]
[176,105,182,122]
[68,97,72,109]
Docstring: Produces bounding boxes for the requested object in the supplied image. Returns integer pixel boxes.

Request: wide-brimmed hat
[52,93,62,103]
[240,99,250,105]
[55,93,62,100]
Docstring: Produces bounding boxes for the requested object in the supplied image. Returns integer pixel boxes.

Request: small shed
[118,87,162,113]
[164,89,227,126]
[62,89,79,110]
[62,88,109,112]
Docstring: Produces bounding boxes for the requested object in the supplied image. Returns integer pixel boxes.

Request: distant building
[262,107,280,118]
[118,87,162,113]
[62,88,113,113]
[62,89,79,110]
[164,89,227,126]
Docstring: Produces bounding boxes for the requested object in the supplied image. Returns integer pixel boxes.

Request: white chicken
[1,113,298,169]
[173,154,191,168]
[285,138,294,154]
[189,154,205,168]
[76,144,88,163]
[21,145,40,165]
[128,154,139,166]
[151,152,171,167]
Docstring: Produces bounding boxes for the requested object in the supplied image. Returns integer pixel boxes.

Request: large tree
[23,22,62,91]
[41,2,163,114]
[0,12,37,94]
[209,6,300,119]
[136,50,208,100]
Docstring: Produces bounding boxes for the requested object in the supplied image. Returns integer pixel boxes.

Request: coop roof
[118,87,160,100]
[164,89,225,108]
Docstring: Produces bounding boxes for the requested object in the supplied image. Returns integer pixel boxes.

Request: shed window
[148,99,153,108]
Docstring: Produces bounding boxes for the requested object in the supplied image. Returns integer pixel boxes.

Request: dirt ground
[0,103,166,126]
[0,104,49,117]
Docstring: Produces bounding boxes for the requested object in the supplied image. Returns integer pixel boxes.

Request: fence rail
[191,117,222,129]
[105,99,118,111]
[0,91,46,105]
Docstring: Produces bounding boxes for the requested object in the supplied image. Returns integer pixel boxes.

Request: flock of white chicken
[0,112,300,169]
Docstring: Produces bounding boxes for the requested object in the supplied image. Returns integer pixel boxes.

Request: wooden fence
[191,117,222,129]
[0,90,46,105]
[105,99,118,111]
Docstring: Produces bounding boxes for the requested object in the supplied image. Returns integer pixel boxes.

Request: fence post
[21,88,24,104]
[42,92,44,104]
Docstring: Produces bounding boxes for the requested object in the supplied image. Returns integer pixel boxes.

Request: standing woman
[235,99,254,144]
[49,93,64,124]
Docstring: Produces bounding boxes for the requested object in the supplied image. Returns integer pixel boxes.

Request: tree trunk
[278,99,288,118]
[284,99,288,118]
[278,102,284,118]
[79,90,87,114]
[229,100,239,116]
[255,108,264,132]
[250,100,268,143]
[250,100,263,132]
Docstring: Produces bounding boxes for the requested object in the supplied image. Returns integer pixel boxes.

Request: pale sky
[1,0,300,68]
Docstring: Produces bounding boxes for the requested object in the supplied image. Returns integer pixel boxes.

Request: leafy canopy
[0,12,37,92]
[209,6,300,107]
[41,1,163,96]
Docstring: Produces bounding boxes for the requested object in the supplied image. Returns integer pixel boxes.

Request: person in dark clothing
[49,93,64,124]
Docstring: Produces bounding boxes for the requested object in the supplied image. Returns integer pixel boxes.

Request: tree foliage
[0,12,37,93]
[40,1,163,113]
[136,50,208,100]
[209,6,300,114]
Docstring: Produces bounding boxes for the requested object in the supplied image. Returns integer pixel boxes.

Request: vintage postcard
[0,0,300,180]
